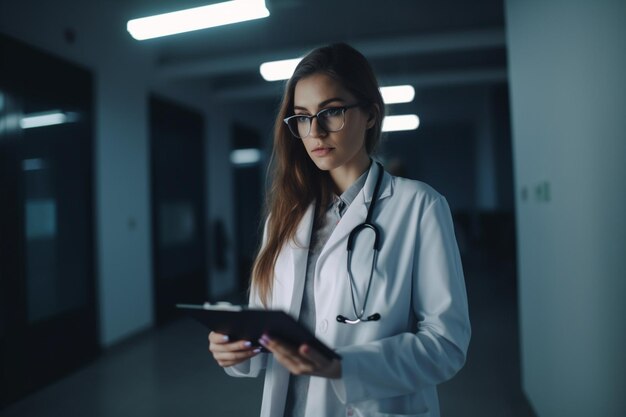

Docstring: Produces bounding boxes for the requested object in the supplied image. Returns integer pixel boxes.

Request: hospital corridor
[1,1,624,417]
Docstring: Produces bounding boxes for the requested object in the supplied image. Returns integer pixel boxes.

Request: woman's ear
[366,104,380,129]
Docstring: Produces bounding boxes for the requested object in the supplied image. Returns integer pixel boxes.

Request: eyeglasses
[283,103,363,139]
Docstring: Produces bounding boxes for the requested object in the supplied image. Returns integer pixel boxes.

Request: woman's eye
[296,115,310,123]
[323,108,343,117]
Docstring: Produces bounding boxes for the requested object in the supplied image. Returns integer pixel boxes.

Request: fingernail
[244,341,252,347]
[253,348,262,354]
[222,335,229,342]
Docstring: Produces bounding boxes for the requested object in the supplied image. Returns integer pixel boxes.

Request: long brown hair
[251,43,385,306]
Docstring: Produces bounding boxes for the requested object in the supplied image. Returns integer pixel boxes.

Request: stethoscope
[336,161,384,325]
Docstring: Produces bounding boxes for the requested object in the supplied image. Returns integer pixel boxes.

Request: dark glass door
[150,96,207,325]
[0,34,98,408]
[232,123,263,298]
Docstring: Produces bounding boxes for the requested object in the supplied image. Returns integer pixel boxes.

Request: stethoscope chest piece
[336,313,381,324]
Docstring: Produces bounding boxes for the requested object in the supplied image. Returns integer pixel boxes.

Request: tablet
[177,303,341,361]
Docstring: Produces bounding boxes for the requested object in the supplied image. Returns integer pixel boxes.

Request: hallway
[1,250,537,417]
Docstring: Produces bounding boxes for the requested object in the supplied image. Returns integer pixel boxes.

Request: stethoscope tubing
[337,161,384,324]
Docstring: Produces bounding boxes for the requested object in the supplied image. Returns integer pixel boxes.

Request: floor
[1,251,538,417]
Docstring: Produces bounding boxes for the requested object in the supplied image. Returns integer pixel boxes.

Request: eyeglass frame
[283,103,365,139]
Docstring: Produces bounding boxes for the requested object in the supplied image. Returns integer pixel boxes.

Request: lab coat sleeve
[224,217,271,378]
[331,196,471,403]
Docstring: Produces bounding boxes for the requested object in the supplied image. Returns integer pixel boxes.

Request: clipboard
[177,303,341,361]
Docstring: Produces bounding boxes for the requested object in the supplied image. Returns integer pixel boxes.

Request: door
[0,34,98,408]
[232,123,264,298]
[150,96,208,325]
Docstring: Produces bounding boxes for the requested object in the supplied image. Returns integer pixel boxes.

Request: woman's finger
[213,348,261,362]
[298,345,342,378]
[259,335,300,359]
[299,344,329,369]
[215,352,262,368]
[210,339,254,353]
[209,334,254,352]
[211,340,262,368]
[275,351,314,375]
[260,335,316,374]
[260,336,341,378]
[208,331,231,344]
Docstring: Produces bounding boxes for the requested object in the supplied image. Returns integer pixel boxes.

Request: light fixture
[127,0,270,41]
[259,61,416,104]
[20,111,79,130]
[379,85,415,104]
[231,148,262,165]
[382,115,420,132]
[259,58,302,81]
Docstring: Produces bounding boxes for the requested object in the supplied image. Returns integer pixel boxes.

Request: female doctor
[208,43,471,417]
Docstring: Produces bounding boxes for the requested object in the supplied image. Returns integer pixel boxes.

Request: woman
[209,43,471,417]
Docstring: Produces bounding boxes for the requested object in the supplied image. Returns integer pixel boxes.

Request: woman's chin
[311,159,338,172]
[307,154,332,169]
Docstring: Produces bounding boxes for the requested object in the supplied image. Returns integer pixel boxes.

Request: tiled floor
[1,252,537,417]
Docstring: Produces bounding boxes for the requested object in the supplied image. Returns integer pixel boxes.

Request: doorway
[0,34,98,408]
[149,96,208,325]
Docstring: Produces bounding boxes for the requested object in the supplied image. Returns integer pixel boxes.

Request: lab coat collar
[292,159,392,250]
[361,159,393,204]
[288,161,393,319]
[318,160,393,258]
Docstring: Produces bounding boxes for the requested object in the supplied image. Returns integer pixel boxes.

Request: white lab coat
[226,162,471,417]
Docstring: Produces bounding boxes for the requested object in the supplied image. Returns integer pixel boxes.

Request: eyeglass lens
[288,107,345,138]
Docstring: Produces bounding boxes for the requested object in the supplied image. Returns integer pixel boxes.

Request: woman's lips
[311,147,334,156]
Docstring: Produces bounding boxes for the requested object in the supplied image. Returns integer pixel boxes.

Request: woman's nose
[309,117,327,138]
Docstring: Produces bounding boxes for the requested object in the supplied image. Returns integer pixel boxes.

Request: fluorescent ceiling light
[259,62,416,105]
[380,85,415,104]
[260,58,302,81]
[231,148,262,165]
[382,115,420,132]
[20,111,79,129]
[127,0,270,41]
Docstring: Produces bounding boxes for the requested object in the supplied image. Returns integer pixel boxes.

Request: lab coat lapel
[287,202,315,317]
[317,162,393,265]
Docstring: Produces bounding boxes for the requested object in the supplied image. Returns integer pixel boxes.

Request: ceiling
[118,0,508,101]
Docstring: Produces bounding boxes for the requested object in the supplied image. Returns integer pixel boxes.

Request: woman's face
[293,73,373,175]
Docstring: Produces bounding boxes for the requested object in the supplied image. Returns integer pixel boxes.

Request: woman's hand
[208,331,261,367]
[258,334,342,379]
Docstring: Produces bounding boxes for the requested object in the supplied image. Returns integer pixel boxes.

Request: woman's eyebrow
[294,97,346,111]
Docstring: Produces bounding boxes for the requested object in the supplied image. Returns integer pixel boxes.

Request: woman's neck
[330,155,372,195]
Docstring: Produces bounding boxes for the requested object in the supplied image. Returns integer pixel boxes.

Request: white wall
[96,62,153,347]
[505,1,626,416]
[475,89,497,211]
